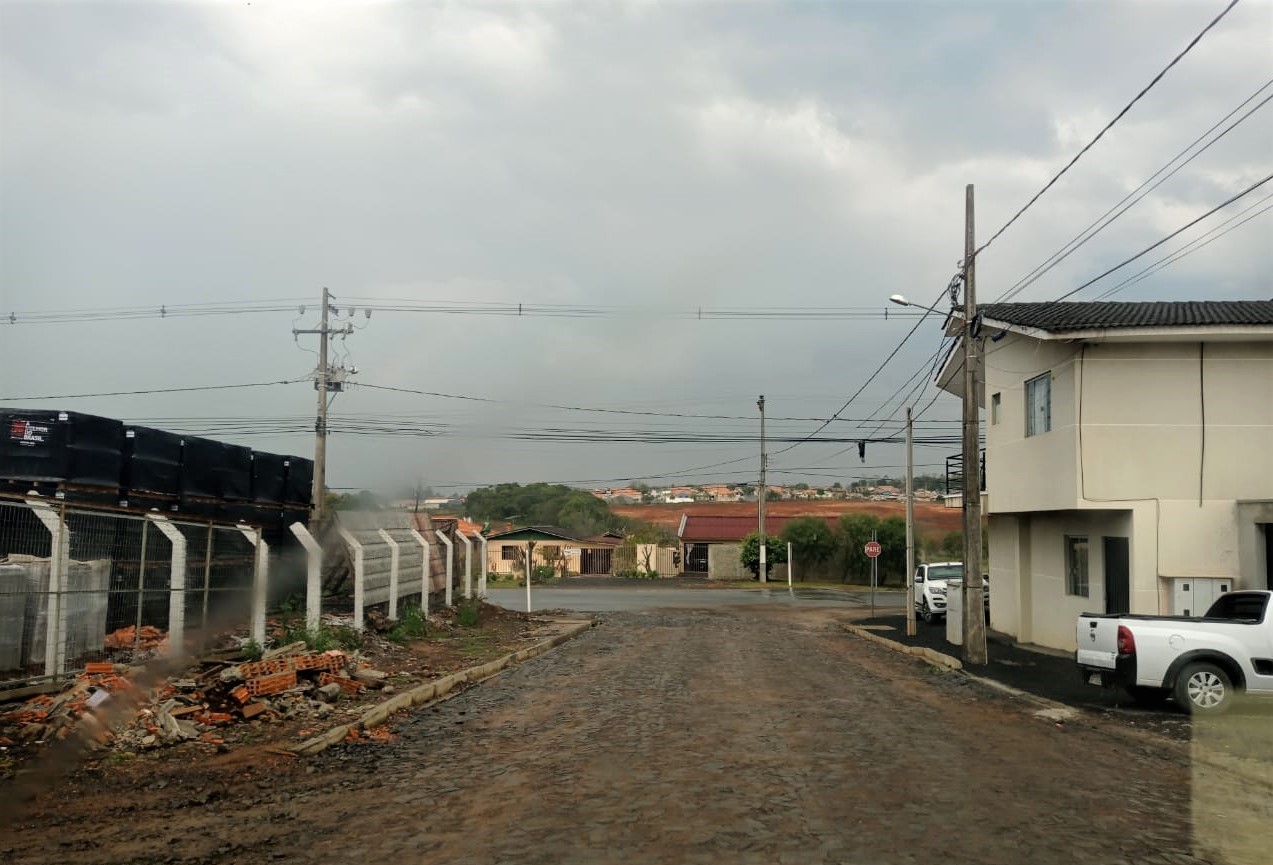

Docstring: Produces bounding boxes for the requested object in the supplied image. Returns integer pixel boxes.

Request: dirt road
[2,606,1256,864]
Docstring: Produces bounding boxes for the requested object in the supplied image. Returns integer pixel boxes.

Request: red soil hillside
[611,500,961,536]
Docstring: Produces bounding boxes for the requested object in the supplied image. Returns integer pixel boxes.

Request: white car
[1076,590,1273,715]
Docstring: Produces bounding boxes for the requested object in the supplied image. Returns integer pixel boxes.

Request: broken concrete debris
[1,643,391,755]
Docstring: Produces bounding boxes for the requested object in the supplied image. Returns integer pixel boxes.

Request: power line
[976,0,1242,258]
[770,284,956,459]
[1051,170,1273,302]
[0,378,309,402]
[995,77,1273,302]
[354,382,962,424]
[7,298,933,326]
[1093,191,1273,299]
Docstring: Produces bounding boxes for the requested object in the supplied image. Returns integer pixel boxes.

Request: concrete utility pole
[962,184,988,665]
[757,394,767,584]
[293,288,351,525]
[905,405,916,637]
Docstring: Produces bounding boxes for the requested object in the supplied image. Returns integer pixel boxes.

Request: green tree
[836,513,879,584]
[465,483,619,537]
[325,490,384,511]
[940,530,963,559]
[739,532,787,579]
[780,516,837,580]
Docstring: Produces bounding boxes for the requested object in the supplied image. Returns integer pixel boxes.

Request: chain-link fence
[0,498,267,692]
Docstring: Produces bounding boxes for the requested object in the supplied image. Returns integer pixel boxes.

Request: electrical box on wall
[1171,578,1233,617]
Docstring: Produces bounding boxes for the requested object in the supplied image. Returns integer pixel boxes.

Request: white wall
[982,334,1080,513]
[993,508,1154,651]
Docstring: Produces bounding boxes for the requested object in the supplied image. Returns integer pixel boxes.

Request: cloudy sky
[2,0,1270,496]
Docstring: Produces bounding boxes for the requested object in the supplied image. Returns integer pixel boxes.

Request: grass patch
[387,605,429,644]
[280,623,365,652]
[456,598,481,628]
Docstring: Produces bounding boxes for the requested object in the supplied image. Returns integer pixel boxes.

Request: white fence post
[378,528,401,620]
[338,527,366,630]
[458,531,473,600]
[409,529,430,617]
[28,501,68,678]
[147,515,187,658]
[238,527,269,646]
[288,522,323,632]
[474,532,488,599]
[435,530,454,607]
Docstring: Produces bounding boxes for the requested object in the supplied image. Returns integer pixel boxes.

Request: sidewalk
[855,614,1183,717]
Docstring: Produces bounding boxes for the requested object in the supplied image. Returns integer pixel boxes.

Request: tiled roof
[678,514,837,542]
[978,300,1273,332]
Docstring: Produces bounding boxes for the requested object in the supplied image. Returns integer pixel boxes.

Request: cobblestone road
[4,606,1259,864]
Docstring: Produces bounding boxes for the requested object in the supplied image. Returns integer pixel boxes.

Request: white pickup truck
[1076,590,1273,715]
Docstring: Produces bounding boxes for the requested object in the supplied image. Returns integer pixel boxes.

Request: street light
[889,294,948,314]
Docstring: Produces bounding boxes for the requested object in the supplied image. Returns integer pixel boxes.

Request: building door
[685,543,708,573]
[1103,537,1130,615]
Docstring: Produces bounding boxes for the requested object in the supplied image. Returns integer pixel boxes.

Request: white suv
[913,562,962,623]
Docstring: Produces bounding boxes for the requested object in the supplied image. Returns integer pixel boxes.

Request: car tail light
[1117,625,1135,656]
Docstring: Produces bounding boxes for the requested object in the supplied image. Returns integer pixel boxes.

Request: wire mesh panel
[0,498,267,689]
[0,500,53,686]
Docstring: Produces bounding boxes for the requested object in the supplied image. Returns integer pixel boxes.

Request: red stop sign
[864,541,882,558]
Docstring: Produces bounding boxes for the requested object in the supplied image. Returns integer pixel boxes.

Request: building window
[540,545,561,559]
[500,546,518,561]
[1025,373,1051,436]
[991,392,1001,425]
[1066,536,1089,597]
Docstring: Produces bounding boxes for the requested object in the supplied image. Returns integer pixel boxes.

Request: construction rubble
[1,640,392,756]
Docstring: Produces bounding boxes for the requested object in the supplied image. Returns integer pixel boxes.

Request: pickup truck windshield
[927,566,963,580]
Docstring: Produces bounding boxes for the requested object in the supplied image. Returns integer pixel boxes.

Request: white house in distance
[938,300,1273,652]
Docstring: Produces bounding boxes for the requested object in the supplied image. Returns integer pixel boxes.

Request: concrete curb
[291,620,595,756]
[842,624,963,671]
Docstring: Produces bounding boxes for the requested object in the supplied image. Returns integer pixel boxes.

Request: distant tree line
[741,516,976,584]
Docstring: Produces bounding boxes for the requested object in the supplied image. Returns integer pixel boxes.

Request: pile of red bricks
[1,644,382,757]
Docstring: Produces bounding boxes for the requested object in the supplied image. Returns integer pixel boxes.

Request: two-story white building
[937,300,1273,651]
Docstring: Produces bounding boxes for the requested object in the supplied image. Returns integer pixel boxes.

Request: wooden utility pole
[962,185,988,664]
[905,405,916,637]
[757,394,767,583]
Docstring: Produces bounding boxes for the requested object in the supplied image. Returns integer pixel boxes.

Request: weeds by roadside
[387,605,429,644]
[280,622,365,652]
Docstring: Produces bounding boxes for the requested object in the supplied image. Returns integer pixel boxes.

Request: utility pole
[293,288,350,526]
[757,394,767,584]
[963,184,988,664]
[905,405,916,637]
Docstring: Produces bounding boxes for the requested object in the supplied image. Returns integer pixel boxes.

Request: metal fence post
[458,531,473,600]
[435,530,454,607]
[474,531,488,599]
[133,519,150,656]
[238,526,269,646]
[409,529,430,617]
[147,515,187,658]
[288,522,323,632]
[27,501,67,679]
[377,529,401,620]
[338,528,366,630]
[200,523,214,629]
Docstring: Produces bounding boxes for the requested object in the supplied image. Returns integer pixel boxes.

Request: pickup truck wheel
[1174,662,1234,715]
[920,601,935,624]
